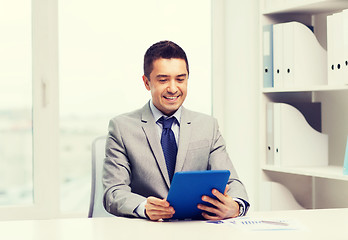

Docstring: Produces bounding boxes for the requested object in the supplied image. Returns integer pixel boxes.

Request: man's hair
[143,40,189,79]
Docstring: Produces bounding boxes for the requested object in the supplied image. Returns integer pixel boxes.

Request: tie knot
[158,117,176,129]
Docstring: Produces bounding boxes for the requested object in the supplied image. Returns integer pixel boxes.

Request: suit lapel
[141,102,171,187]
[175,107,192,173]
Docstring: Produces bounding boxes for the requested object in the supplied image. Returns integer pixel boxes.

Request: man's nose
[167,79,178,93]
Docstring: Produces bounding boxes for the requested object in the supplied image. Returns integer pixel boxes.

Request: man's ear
[142,75,151,91]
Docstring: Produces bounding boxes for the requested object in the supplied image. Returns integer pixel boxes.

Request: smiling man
[143,57,187,116]
[103,40,249,221]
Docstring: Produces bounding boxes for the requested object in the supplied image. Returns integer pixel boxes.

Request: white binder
[334,11,344,85]
[283,22,294,87]
[266,103,274,165]
[268,102,328,167]
[273,24,284,88]
[343,10,348,84]
[328,11,347,85]
[273,103,281,165]
[273,21,327,88]
[327,14,335,85]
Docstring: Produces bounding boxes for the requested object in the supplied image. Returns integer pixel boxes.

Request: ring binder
[273,21,327,88]
[266,102,328,167]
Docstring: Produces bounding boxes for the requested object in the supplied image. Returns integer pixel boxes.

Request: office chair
[88,136,114,218]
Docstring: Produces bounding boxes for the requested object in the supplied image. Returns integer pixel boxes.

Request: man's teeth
[165,96,177,99]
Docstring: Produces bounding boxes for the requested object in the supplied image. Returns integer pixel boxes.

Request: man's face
[143,58,188,116]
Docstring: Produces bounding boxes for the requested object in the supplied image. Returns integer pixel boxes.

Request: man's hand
[145,196,175,221]
[197,185,239,220]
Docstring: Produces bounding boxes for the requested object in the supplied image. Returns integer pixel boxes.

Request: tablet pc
[166,170,230,220]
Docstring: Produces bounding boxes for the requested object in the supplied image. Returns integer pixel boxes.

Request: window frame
[0,0,217,220]
[0,0,60,220]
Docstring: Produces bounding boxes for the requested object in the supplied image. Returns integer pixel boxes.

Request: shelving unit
[263,0,348,14]
[259,0,348,210]
[262,165,348,181]
[263,85,348,93]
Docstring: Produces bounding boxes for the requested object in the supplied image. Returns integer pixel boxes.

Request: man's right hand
[145,196,175,221]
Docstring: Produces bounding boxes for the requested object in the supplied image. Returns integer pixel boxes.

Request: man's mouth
[164,96,179,100]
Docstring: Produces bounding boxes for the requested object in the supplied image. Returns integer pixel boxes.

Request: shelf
[259,0,348,210]
[262,84,348,93]
[262,165,348,181]
[263,0,348,15]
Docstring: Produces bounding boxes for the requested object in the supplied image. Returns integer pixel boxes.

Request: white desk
[0,208,347,240]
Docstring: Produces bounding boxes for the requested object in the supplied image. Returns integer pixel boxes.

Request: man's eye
[177,79,185,82]
[159,79,167,82]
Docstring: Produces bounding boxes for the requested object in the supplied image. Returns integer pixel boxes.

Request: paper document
[206,217,302,231]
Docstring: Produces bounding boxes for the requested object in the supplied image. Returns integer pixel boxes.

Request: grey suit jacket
[103,102,249,218]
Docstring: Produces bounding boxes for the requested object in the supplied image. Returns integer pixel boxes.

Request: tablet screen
[166,170,230,220]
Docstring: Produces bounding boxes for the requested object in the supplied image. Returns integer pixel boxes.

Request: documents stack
[263,21,327,88]
[327,10,348,85]
[266,102,328,167]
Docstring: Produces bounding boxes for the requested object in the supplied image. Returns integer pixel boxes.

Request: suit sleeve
[102,118,146,218]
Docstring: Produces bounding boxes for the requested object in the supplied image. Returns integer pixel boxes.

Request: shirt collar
[149,100,182,125]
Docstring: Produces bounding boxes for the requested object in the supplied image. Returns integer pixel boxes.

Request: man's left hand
[197,185,239,220]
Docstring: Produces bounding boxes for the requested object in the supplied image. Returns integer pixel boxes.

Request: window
[0,0,212,219]
[59,0,212,215]
[0,0,59,220]
[0,0,33,206]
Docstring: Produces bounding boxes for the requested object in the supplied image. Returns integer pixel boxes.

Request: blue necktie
[158,117,177,182]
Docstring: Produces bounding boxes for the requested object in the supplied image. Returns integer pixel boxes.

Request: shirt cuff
[233,198,248,217]
[134,200,147,218]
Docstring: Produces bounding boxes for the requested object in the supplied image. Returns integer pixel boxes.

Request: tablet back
[166,170,230,220]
